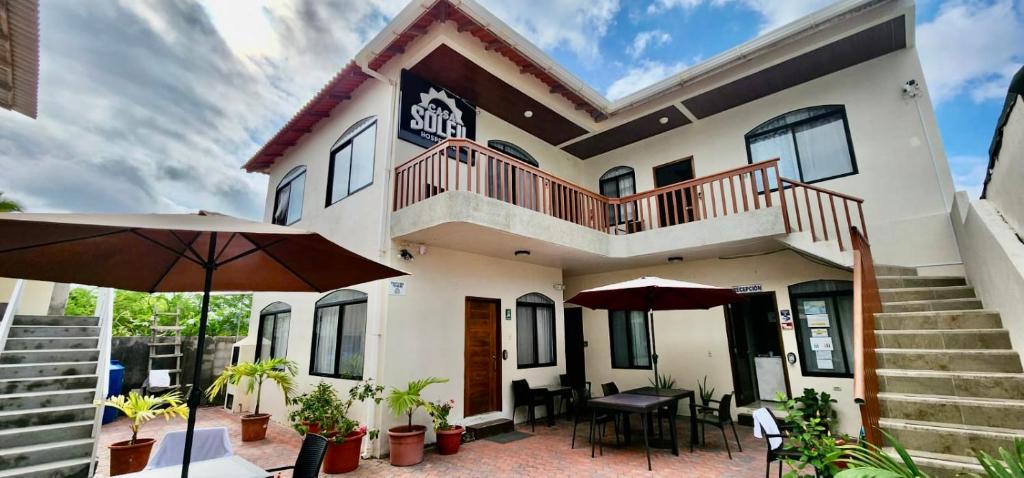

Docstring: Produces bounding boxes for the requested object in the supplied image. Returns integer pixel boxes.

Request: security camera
[399,249,414,261]
[902,79,919,98]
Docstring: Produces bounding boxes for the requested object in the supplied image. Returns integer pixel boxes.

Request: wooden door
[465,297,501,417]
[564,308,586,388]
[654,158,696,226]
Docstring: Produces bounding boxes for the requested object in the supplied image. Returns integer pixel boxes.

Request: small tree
[206,358,297,415]
[99,391,189,445]
[386,377,448,428]
[0,192,23,212]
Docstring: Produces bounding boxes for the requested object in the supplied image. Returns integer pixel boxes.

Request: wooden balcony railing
[852,226,882,445]
[780,178,867,251]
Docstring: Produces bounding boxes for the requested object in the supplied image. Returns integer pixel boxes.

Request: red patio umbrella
[566,277,742,391]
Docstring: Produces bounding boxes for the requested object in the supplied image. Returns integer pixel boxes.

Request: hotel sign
[398,70,476,148]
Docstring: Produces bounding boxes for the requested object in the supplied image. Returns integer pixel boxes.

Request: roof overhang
[0,0,39,119]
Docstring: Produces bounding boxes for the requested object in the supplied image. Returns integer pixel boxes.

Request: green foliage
[426,399,456,431]
[206,358,297,415]
[698,375,715,404]
[967,439,1024,478]
[386,377,448,428]
[97,391,189,445]
[835,429,927,478]
[106,290,250,337]
[288,381,383,442]
[649,373,676,389]
[777,389,846,478]
[0,192,23,212]
[65,287,98,316]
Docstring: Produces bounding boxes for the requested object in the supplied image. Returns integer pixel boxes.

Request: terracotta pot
[436,426,464,455]
[241,413,271,442]
[109,438,155,476]
[322,430,366,473]
[303,421,322,435]
[388,425,426,466]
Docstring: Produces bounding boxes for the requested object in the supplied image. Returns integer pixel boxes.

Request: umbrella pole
[181,233,217,478]
[649,308,659,394]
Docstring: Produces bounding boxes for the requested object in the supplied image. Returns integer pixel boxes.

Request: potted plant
[206,357,297,442]
[386,377,448,466]
[697,375,715,406]
[289,380,384,474]
[99,391,189,476]
[427,399,462,455]
[776,389,848,477]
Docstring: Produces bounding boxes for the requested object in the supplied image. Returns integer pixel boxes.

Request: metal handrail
[87,288,115,478]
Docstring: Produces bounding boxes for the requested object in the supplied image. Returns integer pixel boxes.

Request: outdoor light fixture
[667,256,683,263]
[523,110,533,118]
[658,116,669,124]
[514,249,531,256]
[399,249,414,261]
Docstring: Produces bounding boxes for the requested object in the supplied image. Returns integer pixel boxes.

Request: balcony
[391,140,866,273]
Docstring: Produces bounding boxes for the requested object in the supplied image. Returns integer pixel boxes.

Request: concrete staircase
[0,315,101,478]
[873,265,1024,476]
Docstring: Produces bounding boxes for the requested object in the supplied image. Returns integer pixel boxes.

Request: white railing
[88,287,115,478]
[0,279,26,354]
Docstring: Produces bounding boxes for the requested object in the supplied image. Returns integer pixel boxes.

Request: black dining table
[623,387,697,452]
[586,387,696,471]
[534,384,572,426]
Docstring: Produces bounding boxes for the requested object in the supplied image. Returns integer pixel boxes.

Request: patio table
[587,393,677,471]
[623,387,697,452]
[118,456,267,478]
[535,384,572,425]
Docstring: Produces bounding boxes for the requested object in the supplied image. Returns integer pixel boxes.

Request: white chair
[146,427,233,469]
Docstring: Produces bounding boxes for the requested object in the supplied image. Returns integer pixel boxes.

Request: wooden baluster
[729,176,738,214]
[804,188,816,241]
[774,166,790,233]
[791,183,803,232]
[718,179,727,216]
[858,203,868,239]
[830,195,844,251]
[454,147,461,191]
[760,168,772,207]
[710,181,718,218]
[750,172,761,209]
[817,191,829,241]
[700,185,709,219]
[739,174,750,212]
[667,191,677,226]
[843,199,853,246]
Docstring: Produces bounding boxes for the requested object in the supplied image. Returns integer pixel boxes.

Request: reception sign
[399,70,476,148]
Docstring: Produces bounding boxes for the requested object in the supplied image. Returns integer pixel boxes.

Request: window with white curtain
[256,302,290,362]
[608,310,651,369]
[328,117,377,205]
[311,289,368,379]
[516,293,556,368]
[272,167,306,226]
[599,166,637,224]
[745,106,857,188]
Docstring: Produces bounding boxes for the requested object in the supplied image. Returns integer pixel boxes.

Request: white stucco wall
[0,278,56,316]
[985,95,1024,235]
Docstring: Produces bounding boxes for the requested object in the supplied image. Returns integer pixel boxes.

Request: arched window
[328,116,378,205]
[272,166,306,225]
[788,279,854,378]
[516,293,556,368]
[487,140,539,167]
[600,166,637,225]
[746,105,856,186]
[257,302,291,361]
[311,289,368,379]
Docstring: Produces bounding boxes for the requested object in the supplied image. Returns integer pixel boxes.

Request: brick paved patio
[98,407,785,477]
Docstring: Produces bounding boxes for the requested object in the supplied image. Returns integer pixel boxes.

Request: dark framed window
[788,280,854,378]
[599,166,637,225]
[310,289,368,379]
[608,310,651,369]
[745,105,857,189]
[327,117,377,205]
[272,166,306,226]
[487,140,538,167]
[516,293,556,368]
[256,302,290,362]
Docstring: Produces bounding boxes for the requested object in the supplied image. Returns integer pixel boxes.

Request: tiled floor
[98,407,785,477]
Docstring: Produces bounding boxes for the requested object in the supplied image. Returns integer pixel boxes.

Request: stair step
[880,417,1024,457]
[2,338,99,351]
[0,389,96,412]
[878,369,1024,400]
[12,316,99,327]
[0,363,98,380]
[883,298,984,313]
[876,349,1023,373]
[886,449,983,477]
[875,264,918,276]
[879,392,1024,429]
[0,457,91,478]
[0,376,98,395]
[877,276,967,289]
[880,286,975,303]
[0,438,94,471]
[875,329,1012,349]
[0,405,96,430]
[6,326,99,338]
[465,418,514,441]
[0,349,99,365]
[0,420,94,449]
[874,310,1002,331]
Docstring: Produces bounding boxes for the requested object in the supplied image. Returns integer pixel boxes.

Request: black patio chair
[512,379,547,432]
[600,382,619,396]
[695,392,742,459]
[266,432,328,478]
[755,408,801,478]
[570,386,619,453]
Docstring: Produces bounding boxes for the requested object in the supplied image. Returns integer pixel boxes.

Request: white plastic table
[119,455,267,478]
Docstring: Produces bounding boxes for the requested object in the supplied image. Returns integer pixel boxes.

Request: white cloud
[627,30,672,59]
[479,0,620,60]
[606,60,690,100]
[917,0,1024,104]
[646,0,834,32]
[948,154,989,198]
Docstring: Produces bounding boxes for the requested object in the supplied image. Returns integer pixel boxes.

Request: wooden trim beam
[457,23,480,33]
[386,45,405,55]
[485,41,504,51]
[406,26,429,36]
[328,93,351,101]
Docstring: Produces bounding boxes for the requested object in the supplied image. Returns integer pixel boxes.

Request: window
[516,293,556,368]
[311,289,368,379]
[608,310,651,369]
[745,106,857,188]
[599,166,636,224]
[328,117,377,205]
[788,280,854,378]
[487,140,538,167]
[256,302,290,362]
[272,166,306,225]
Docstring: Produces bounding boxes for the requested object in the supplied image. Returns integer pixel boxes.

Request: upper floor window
[488,140,539,167]
[311,289,368,379]
[516,293,556,368]
[328,116,377,205]
[600,166,636,224]
[746,105,857,186]
[256,302,290,362]
[272,166,306,225]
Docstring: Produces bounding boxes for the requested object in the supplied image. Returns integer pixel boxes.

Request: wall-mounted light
[658,116,669,125]
[399,249,414,261]
[514,250,531,257]
[667,256,684,263]
[523,110,534,118]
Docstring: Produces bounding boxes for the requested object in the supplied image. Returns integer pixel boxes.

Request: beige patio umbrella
[0,211,406,477]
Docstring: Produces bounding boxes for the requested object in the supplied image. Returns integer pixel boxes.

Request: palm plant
[649,372,676,389]
[386,377,448,428]
[967,439,1024,477]
[834,429,928,478]
[206,358,297,415]
[0,192,23,212]
[99,391,189,445]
